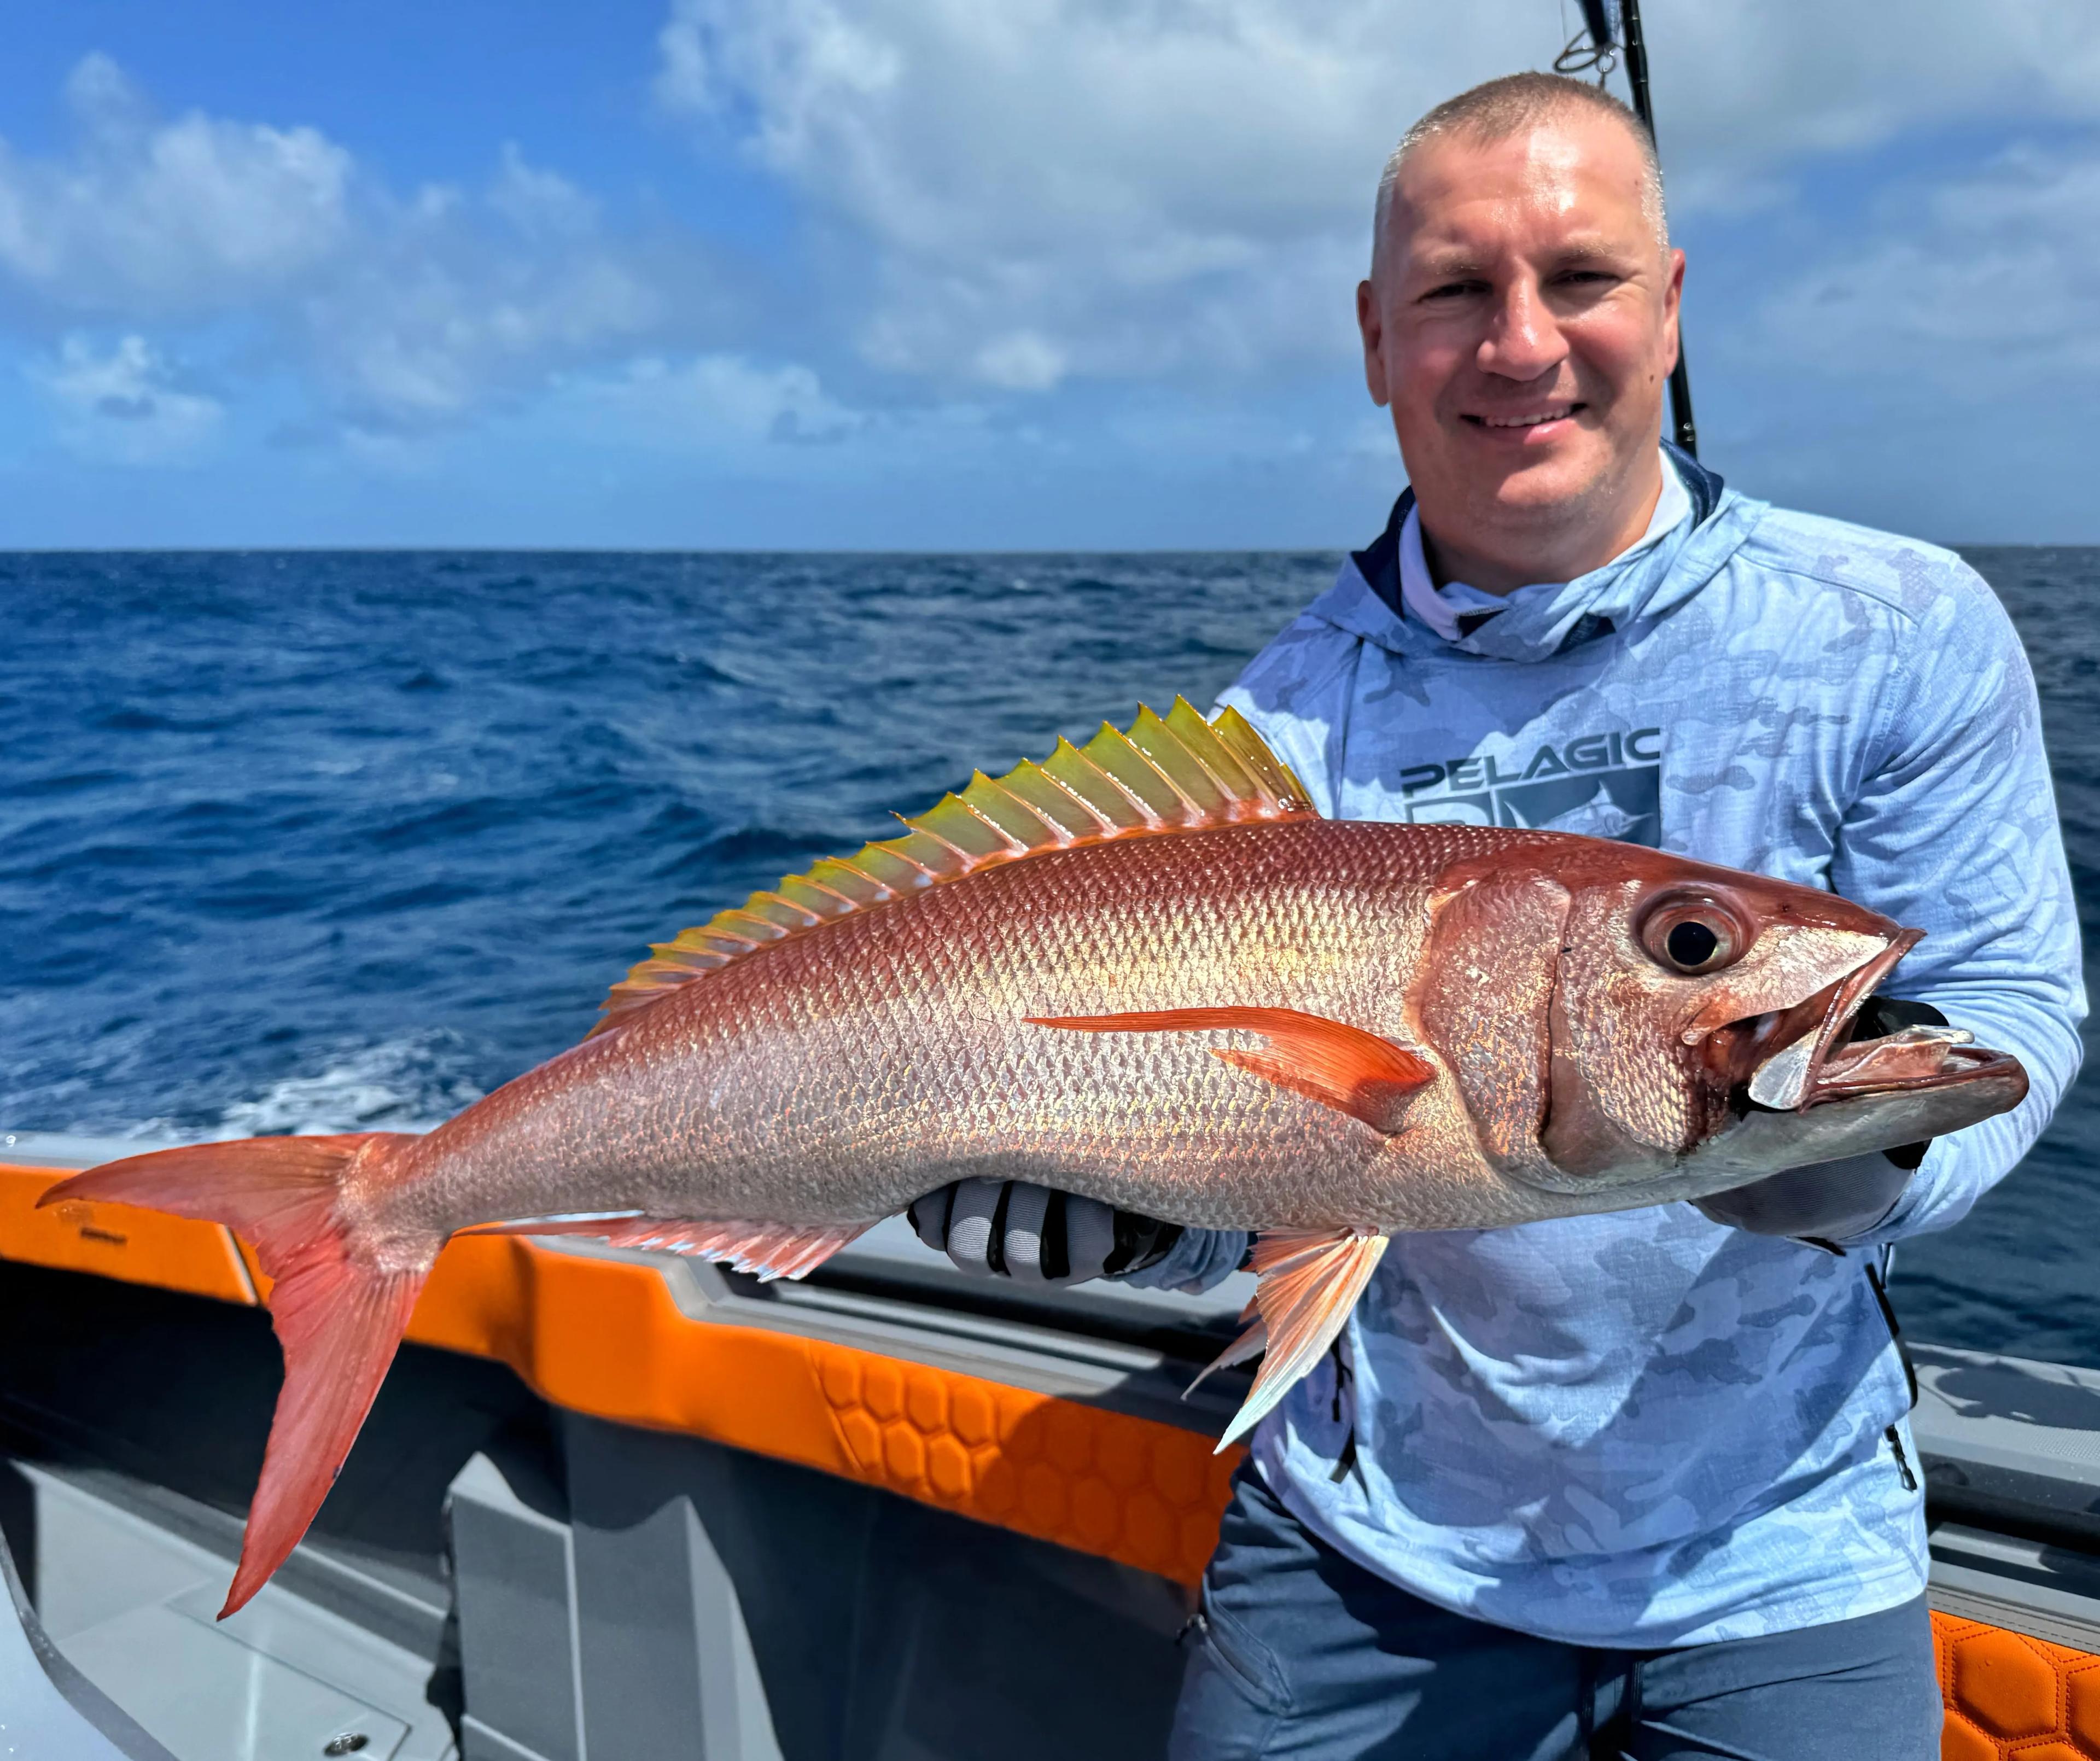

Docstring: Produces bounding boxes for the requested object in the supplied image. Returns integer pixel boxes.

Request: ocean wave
[132,1031,487,1141]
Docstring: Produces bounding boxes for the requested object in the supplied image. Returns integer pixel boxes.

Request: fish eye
[1667,920,1718,966]
[1637,894,1749,975]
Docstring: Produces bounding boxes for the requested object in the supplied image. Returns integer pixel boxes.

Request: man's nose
[1475,278,1567,381]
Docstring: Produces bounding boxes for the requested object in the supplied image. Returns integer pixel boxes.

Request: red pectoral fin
[1026,1006,1432,1133]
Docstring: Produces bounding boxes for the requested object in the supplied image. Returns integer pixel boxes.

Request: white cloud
[30,333,224,464]
[0,59,700,441]
[9,11,2098,510]
[571,351,864,448]
[0,55,351,312]
[488,142,599,242]
[971,330,1066,392]
[655,0,2100,390]
[300,215,667,428]
[1754,141,2100,392]
[1642,3,2100,206]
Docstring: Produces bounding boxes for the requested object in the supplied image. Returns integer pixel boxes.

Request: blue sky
[1,1,2096,550]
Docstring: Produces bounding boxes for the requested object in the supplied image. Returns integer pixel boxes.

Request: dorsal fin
[589,698,1316,1037]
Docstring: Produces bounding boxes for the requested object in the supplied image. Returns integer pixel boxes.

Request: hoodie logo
[1396,729,1663,847]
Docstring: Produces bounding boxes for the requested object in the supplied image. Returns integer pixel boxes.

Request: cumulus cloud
[487,142,600,242]
[1643,2,2100,207]
[655,0,2100,390]
[567,352,865,449]
[297,191,669,430]
[30,333,224,464]
[1754,140,2100,390]
[0,55,351,313]
[0,57,708,442]
[9,10,2098,507]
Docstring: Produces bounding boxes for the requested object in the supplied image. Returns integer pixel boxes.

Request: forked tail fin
[38,1133,431,1617]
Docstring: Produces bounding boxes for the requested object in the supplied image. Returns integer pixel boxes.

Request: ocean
[2,548,2093,1363]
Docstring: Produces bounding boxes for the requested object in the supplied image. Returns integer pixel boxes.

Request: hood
[1317,445,1768,666]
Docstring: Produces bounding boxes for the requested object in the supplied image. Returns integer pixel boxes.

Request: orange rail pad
[1935,1612,2100,1758]
[0,1163,254,1303]
[1,1163,1237,1585]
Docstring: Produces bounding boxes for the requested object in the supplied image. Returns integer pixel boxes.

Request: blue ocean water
[1,548,2093,1361]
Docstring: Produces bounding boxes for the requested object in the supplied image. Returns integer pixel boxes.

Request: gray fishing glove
[1693,1149,1918,1246]
[908,1178,1183,1285]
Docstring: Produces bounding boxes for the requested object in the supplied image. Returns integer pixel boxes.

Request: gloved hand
[907,1177,1182,1285]
[1693,1150,1918,1246]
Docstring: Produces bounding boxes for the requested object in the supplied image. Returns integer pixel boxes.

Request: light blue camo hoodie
[1133,447,2085,1647]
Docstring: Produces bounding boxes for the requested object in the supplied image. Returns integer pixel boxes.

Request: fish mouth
[1719,929,2020,1113]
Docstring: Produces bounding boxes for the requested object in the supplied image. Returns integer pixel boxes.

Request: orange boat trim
[1933,1612,2100,1757]
[0,1162,1238,1586]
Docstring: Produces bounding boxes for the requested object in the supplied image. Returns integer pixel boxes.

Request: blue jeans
[1170,1465,1940,1760]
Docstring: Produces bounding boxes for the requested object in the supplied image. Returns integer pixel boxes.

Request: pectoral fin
[1201,1228,1389,1451]
[1026,1006,1432,1133]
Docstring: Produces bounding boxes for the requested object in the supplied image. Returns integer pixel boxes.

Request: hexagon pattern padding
[1934,1612,2100,1758]
[808,1338,1242,1584]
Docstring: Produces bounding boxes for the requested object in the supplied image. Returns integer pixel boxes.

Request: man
[911,72,2082,1757]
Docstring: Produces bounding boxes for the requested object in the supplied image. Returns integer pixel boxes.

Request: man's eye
[1421,281,1485,302]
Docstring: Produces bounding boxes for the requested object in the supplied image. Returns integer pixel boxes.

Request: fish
[42,699,2027,1616]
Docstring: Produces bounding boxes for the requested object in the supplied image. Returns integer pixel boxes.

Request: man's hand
[1693,1151,1918,1246]
[907,1178,1182,1286]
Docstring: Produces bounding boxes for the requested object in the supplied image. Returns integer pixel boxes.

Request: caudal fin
[40,1133,431,1617]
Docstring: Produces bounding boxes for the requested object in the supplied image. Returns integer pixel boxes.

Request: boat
[0,1122,2094,1759]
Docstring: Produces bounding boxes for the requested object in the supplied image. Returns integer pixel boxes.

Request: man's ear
[1661,248,1685,374]
[1357,279,1390,409]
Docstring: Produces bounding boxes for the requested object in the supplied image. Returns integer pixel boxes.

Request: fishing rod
[1563,0,1698,455]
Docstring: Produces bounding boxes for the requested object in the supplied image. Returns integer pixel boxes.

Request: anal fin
[1197,1228,1389,1452]
[1183,1309,1267,1400]
[470,1215,877,1282]
[1028,1006,1432,1133]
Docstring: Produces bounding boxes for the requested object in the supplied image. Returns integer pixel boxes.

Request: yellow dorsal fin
[588,699,1316,1037]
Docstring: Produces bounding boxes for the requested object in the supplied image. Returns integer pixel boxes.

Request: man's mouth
[1465,404,1582,431]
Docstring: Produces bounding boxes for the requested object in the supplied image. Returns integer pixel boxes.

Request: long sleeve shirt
[1131,448,2085,1645]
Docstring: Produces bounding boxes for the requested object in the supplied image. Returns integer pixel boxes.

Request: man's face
[1359,114,1683,552]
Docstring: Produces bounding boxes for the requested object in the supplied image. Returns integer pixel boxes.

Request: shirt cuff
[1118,1227,1249,1294]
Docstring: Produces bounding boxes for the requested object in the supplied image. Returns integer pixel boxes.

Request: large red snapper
[46,700,2026,1614]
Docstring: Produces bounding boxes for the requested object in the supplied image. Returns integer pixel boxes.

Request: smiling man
[1362,85,1682,602]
[909,71,2082,1758]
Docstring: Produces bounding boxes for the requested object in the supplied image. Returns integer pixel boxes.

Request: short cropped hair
[1372,72,1669,277]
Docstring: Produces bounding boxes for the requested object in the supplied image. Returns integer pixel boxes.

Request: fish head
[1512,843,2027,1200]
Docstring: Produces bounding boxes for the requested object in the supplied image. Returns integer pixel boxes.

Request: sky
[1,1,2097,550]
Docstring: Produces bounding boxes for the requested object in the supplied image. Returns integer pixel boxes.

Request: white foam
[135,1031,487,1141]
